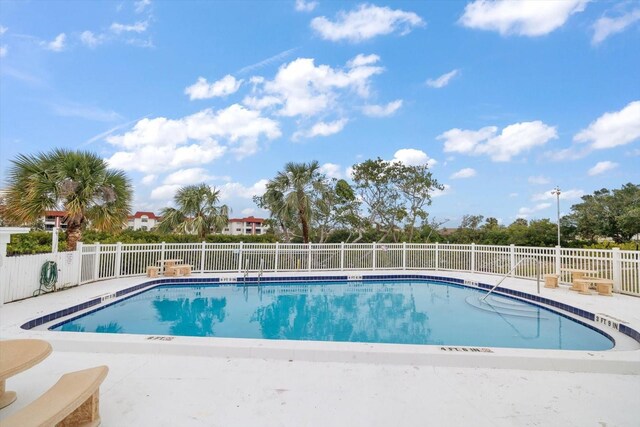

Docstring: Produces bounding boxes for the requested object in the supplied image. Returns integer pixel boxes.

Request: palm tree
[157,183,229,238]
[4,149,132,250]
[263,161,328,243]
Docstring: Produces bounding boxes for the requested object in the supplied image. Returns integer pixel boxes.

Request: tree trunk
[299,207,310,243]
[66,221,83,251]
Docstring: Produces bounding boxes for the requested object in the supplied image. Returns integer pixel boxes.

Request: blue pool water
[52,281,613,350]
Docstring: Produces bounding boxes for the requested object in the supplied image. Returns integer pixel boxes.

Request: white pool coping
[1,270,640,426]
[1,270,639,374]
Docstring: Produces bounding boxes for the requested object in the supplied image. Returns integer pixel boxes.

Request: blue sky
[1,0,639,226]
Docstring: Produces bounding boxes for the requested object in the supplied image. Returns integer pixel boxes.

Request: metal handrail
[480,257,541,301]
[257,258,264,286]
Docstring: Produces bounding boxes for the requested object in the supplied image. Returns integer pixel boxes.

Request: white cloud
[80,31,103,48]
[150,184,181,200]
[592,9,640,44]
[532,188,584,201]
[106,104,281,172]
[362,100,403,117]
[134,0,152,13]
[439,121,558,162]
[242,95,282,110]
[241,208,257,216]
[185,75,243,100]
[311,4,424,42]
[255,55,384,117]
[392,148,437,167]
[509,193,519,198]
[163,168,214,186]
[450,168,476,179]
[293,118,348,140]
[426,69,460,88]
[517,202,552,218]
[347,54,380,68]
[0,26,7,35]
[459,0,589,36]
[574,101,640,150]
[43,33,66,52]
[219,179,269,201]
[431,184,451,198]
[141,174,157,185]
[110,21,148,34]
[0,45,6,57]
[588,161,618,176]
[295,0,317,12]
[528,175,550,185]
[320,163,343,179]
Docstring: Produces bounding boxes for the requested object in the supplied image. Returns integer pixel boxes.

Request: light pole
[551,186,561,247]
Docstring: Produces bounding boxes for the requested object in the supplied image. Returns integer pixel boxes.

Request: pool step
[465,296,550,319]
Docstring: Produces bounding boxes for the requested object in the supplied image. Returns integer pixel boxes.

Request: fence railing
[1,243,638,304]
[74,242,640,297]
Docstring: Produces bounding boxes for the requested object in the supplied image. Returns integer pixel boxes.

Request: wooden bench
[543,274,559,289]
[2,365,108,427]
[573,277,614,296]
[146,266,161,278]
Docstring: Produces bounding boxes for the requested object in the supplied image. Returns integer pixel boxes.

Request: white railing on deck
[1,242,638,304]
[74,242,640,297]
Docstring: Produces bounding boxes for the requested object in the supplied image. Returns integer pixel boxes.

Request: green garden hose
[34,261,58,296]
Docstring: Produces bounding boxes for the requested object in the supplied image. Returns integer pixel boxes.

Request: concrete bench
[146,266,161,278]
[573,278,614,296]
[2,365,108,427]
[165,264,192,277]
[543,274,559,289]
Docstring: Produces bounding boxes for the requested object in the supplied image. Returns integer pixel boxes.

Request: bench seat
[573,278,614,296]
[2,365,108,427]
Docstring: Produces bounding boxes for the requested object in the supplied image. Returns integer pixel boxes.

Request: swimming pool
[50,280,613,351]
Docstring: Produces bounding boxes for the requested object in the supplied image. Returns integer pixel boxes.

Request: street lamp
[551,186,561,247]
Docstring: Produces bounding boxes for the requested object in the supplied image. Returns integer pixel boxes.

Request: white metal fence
[1,243,638,304]
[76,242,640,296]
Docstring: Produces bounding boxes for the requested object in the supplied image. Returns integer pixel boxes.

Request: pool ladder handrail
[480,257,541,301]
[242,268,250,286]
[257,258,264,286]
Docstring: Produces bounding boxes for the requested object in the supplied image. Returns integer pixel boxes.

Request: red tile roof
[127,211,160,220]
[229,216,265,224]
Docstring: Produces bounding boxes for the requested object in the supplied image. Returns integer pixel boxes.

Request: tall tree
[157,183,229,238]
[4,149,132,250]
[351,158,442,242]
[569,183,640,242]
[256,161,329,243]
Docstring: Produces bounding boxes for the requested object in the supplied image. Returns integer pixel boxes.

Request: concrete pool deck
[1,270,639,426]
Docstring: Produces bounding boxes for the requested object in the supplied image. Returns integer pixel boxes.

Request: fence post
[510,244,516,277]
[402,242,407,271]
[340,242,345,271]
[161,241,166,266]
[435,242,439,270]
[372,242,377,271]
[238,241,244,273]
[555,245,561,276]
[200,241,206,273]
[612,248,621,293]
[471,243,476,273]
[76,242,84,285]
[115,242,122,278]
[308,242,312,272]
[93,242,101,281]
[274,242,279,272]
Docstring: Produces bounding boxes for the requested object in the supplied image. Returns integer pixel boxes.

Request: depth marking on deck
[146,336,174,341]
[440,346,493,353]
